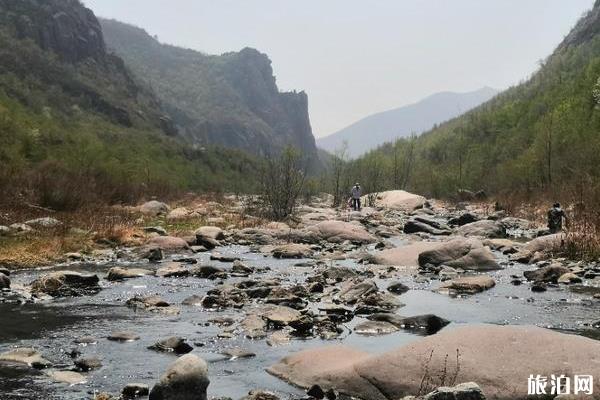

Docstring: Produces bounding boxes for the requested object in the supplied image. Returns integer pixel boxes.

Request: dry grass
[0,193,265,270]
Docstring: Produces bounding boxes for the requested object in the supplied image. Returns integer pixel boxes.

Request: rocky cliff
[100,19,319,160]
[0,0,170,131]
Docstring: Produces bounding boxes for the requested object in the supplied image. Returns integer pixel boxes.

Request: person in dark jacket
[350,183,361,211]
[547,202,567,233]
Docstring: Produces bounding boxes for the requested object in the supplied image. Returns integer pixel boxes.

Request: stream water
[1,244,599,399]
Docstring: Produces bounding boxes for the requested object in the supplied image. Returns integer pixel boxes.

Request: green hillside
[0,0,259,210]
[352,1,600,199]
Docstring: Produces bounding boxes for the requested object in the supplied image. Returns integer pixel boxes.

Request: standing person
[547,202,567,233]
[351,183,362,211]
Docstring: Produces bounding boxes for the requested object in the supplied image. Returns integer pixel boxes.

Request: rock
[107,331,140,342]
[210,253,240,262]
[364,190,427,212]
[418,238,500,271]
[0,267,9,276]
[241,390,280,400]
[232,260,254,274]
[106,267,154,281]
[74,356,102,371]
[387,282,409,295]
[156,262,190,278]
[147,236,190,251]
[511,233,566,263]
[448,213,479,226]
[307,220,376,243]
[373,242,441,267]
[127,295,171,310]
[195,235,220,249]
[354,320,399,335]
[531,282,547,292]
[322,266,357,280]
[24,217,61,228]
[148,337,193,354]
[394,314,450,334]
[438,275,496,294]
[482,238,520,254]
[339,281,378,304]
[0,272,10,289]
[456,220,506,238]
[272,244,314,259]
[9,223,33,233]
[122,383,150,398]
[144,226,168,236]
[182,295,204,306]
[195,226,225,240]
[242,314,268,339]
[557,272,582,284]
[422,382,485,400]
[268,325,600,399]
[149,354,209,400]
[0,348,51,369]
[0,225,9,236]
[264,305,302,328]
[523,264,570,283]
[191,265,227,279]
[166,207,190,220]
[46,370,87,385]
[30,271,100,297]
[403,217,452,235]
[221,348,256,359]
[140,201,170,216]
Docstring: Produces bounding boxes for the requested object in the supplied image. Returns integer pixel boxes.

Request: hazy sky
[84,0,594,137]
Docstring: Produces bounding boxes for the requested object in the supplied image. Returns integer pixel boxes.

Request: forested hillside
[0,0,260,210]
[350,1,600,200]
[100,19,319,162]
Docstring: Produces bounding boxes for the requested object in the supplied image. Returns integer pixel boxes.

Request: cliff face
[100,19,319,160]
[0,0,171,131]
[0,0,105,63]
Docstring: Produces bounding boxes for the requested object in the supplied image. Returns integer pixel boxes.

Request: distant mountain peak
[317,87,498,158]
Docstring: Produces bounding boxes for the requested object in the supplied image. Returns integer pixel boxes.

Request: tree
[259,147,306,220]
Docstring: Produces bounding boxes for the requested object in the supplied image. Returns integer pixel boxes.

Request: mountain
[0,0,259,209]
[99,18,319,161]
[350,0,600,198]
[317,87,498,158]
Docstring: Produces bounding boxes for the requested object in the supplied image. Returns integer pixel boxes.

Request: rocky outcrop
[456,220,506,238]
[418,238,500,271]
[307,220,376,243]
[364,190,427,211]
[100,19,320,162]
[0,0,105,63]
[268,325,600,399]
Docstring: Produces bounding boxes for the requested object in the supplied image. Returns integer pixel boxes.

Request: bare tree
[331,141,349,207]
[259,147,306,221]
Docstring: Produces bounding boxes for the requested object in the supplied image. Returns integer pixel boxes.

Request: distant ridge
[317,87,498,158]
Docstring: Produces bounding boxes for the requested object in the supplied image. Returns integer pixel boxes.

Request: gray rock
[122,383,150,398]
[106,267,154,281]
[149,354,209,400]
[422,382,486,400]
[108,331,140,342]
[0,225,9,236]
[30,271,100,297]
[524,264,570,283]
[0,272,10,289]
[140,201,170,216]
[0,348,52,369]
[148,337,193,355]
[456,220,506,238]
[74,356,102,371]
[24,217,61,228]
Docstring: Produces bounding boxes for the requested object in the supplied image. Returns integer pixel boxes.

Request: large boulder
[418,238,500,271]
[307,221,376,244]
[456,220,506,238]
[510,233,565,263]
[140,201,170,216]
[147,236,190,251]
[30,271,100,297]
[194,226,224,240]
[149,354,209,400]
[364,190,427,212]
[372,242,441,267]
[268,325,600,400]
